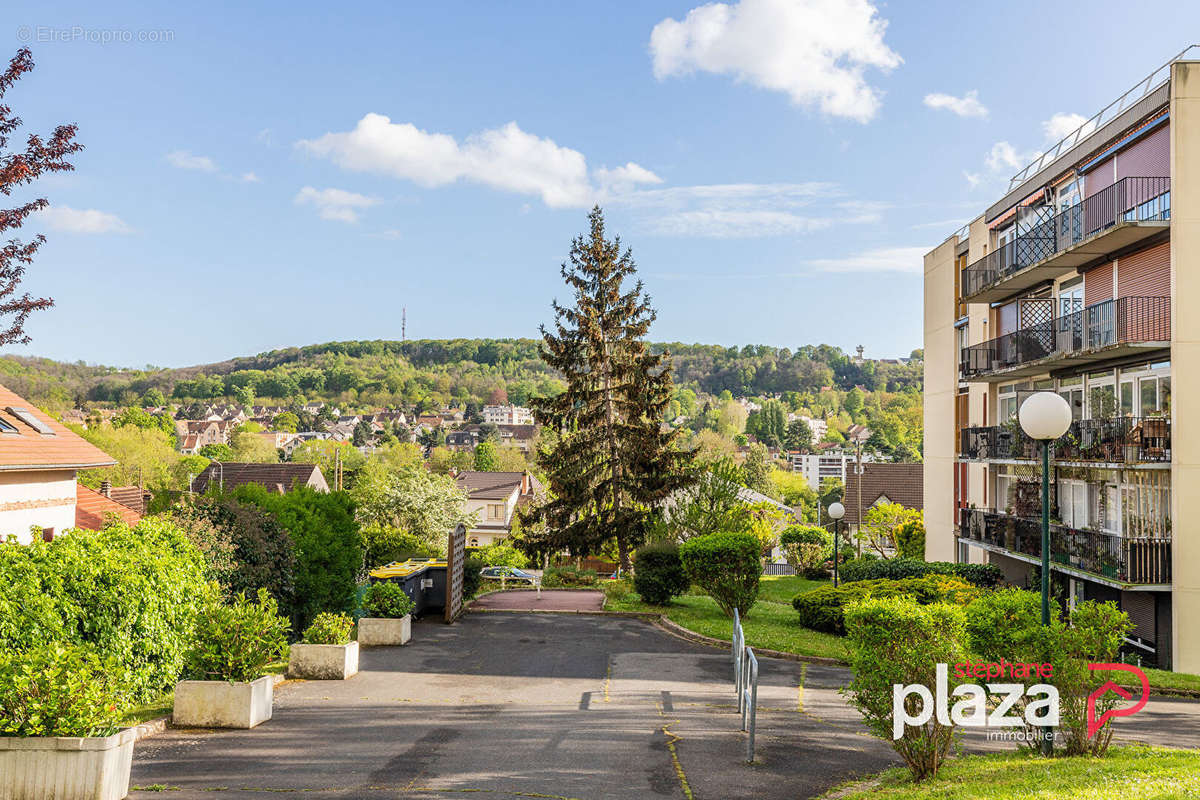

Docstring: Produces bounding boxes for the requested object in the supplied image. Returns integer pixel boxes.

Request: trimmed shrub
[792,575,981,635]
[185,589,290,683]
[844,596,968,781]
[235,484,362,632]
[838,557,1003,589]
[462,555,484,599]
[0,517,214,702]
[633,542,689,605]
[679,531,762,617]
[0,644,127,738]
[779,525,831,572]
[302,612,354,645]
[364,581,415,619]
[542,565,599,587]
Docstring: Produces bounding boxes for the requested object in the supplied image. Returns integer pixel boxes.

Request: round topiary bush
[679,531,762,617]
[633,542,689,605]
[364,581,416,619]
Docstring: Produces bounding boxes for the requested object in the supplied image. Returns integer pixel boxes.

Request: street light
[1017,391,1073,626]
[828,502,845,587]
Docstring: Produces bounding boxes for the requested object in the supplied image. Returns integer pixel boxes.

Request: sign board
[444,523,466,623]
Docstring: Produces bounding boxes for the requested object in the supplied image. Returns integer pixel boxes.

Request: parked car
[480,566,539,586]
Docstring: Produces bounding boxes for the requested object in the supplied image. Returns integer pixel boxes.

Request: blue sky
[5,1,1199,367]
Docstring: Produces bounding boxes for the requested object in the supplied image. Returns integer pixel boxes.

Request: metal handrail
[1008,45,1200,190]
[961,416,1171,464]
[731,609,759,763]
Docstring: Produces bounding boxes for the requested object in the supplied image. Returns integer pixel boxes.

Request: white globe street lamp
[828,502,845,586]
[1018,390,1071,758]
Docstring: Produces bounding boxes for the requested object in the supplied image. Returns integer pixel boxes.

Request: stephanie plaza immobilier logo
[891,659,1149,741]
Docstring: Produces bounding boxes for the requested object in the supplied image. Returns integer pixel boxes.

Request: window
[487,503,505,520]
[0,416,18,434]
[469,537,478,547]
[5,407,52,435]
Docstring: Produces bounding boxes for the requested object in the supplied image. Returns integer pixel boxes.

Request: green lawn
[824,746,1200,799]
[607,575,848,662]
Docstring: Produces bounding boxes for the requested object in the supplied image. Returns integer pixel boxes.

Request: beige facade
[925,58,1194,670]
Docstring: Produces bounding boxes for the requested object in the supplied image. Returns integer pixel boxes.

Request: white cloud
[240,172,260,183]
[649,0,901,122]
[36,205,131,234]
[166,150,217,172]
[595,162,664,194]
[810,245,927,273]
[923,90,987,118]
[298,114,658,208]
[294,186,379,223]
[652,209,835,238]
[963,170,982,190]
[1042,112,1087,142]
[984,141,1037,173]
[373,229,404,240]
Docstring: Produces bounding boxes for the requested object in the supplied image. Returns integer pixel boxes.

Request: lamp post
[1017,391,1071,759]
[829,502,845,587]
[1017,392,1073,626]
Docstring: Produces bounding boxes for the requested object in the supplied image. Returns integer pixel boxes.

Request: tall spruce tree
[527,207,690,570]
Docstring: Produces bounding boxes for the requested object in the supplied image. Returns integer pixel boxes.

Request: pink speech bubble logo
[1086,663,1149,738]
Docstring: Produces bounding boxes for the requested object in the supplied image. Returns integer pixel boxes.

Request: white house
[0,384,119,543]
[455,471,542,547]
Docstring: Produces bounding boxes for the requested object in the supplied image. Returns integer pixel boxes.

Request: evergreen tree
[785,418,813,452]
[526,207,691,570]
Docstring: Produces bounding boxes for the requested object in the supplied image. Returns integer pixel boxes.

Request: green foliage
[843,596,968,781]
[894,519,926,560]
[198,443,236,461]
[0,644,128,738]
[473,440,499,471]
[541,565,599,587]
[792,576,980,635]
[602,578,633,604]
[633,541,689,605]
[838,557,1003,588]
[741,442,773,495]
[352,462,470,545]
[360,524,440,569]
[665,457,751,540]
[170,495,297,615]
[859,502,923,558]
[475,543,527,568]
[272,411,299,433]
[785,418,813,452]
[235,484,361,631]
[779,525,831,572]
[185,589,290,683]
[302,612,354,645]
[0,517,213,702]
[679,531,762,617]
[364,581,415,619]
[462,555,484,599]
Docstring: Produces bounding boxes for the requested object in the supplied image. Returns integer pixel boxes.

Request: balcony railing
[961,177,1171,298]
[960,416,1170,464]
[960,508,1170,585]
[960,295,1169,379]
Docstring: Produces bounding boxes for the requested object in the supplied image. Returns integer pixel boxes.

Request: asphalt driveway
[128,612,1200,800]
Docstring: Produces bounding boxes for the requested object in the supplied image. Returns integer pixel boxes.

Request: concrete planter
[288,641,359,680]
[0,727,135,800]
[357,615,411,646]
[173,675,274,729]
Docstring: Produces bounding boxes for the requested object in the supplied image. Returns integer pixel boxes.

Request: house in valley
[455,471,542,547]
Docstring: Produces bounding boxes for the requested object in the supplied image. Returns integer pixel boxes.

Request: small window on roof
[0,416,18,434]
[6,407,55,435]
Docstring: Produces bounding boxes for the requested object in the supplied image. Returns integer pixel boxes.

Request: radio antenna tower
[402,307,407,344]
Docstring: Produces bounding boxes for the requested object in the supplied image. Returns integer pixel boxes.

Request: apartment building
[924,51,1200,671]
[482,404,534,425]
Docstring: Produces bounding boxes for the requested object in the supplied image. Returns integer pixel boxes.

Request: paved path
[128,613,1200,800]
[471,588,605,612]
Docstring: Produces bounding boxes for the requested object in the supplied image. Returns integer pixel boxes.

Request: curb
[652,616,848,666]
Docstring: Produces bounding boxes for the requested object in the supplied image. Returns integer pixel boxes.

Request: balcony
[959,508,1170,586]
[960,416,1170,465]
[961,177,1171,303]
[960,295,1169,381]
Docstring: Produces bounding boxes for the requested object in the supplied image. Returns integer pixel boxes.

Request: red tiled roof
[75,484,143,530]
[0,384,115,471]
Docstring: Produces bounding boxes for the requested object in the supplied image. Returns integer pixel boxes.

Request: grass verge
[823,745,1200,799]
[606,575,847,662]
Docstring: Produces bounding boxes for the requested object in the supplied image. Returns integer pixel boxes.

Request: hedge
[0,517,214,702]
[791,575,981,635]
[838,557,1003,588]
